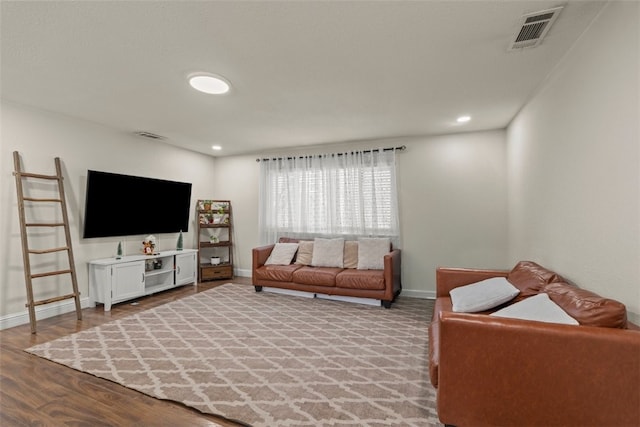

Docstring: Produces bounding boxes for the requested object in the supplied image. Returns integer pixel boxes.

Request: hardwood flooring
[0,277,253,427]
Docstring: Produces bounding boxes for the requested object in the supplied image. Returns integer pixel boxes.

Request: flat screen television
[83,170,192,238]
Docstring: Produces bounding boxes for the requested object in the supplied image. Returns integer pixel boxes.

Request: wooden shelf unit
[197,200,233,281]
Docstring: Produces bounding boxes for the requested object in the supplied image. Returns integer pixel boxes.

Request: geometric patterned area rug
[26,283,442,427]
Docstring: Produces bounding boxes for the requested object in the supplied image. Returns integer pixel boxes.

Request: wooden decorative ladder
[13,151,82,333]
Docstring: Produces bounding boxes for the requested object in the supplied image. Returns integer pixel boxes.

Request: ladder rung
[31,269,72,279]
[25,223,65,227]
[15,172,60,180]
[23,197,62,203]
[29,247,69,254]
[29,293,79,307]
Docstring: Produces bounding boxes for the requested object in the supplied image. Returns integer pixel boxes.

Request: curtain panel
[259,149,400,246]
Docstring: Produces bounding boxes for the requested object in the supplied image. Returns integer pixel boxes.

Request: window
[259,149,400,244]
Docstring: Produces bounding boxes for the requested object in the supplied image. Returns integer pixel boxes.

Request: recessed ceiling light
[457,115,471,123]
[211,145,222,151]
[189,74,230,95]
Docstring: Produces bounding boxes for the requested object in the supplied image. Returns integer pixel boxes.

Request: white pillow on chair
[490,293,579,325]
[311,238,344,268]
[450,277,520,312]
[265,243,299,265]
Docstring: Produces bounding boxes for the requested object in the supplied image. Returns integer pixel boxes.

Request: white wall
[507,1,639,321]
[0,101,216,325]
[215,130,509,297]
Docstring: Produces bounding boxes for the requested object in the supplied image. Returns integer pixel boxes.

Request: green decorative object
[116,241,123,259]
[177,230,184,251]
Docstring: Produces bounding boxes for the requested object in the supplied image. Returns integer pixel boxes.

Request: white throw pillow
[450,277,520,313]
[357,237,390,270]
[490,293,579,325]
[311,238,344,268]
[265,243,299,266]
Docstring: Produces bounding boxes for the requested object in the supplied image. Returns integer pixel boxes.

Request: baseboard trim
[0,297,92,331]
[234,268,252,278]
[401,289,436,299]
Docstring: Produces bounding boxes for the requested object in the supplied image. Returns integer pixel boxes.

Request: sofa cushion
[336,269,385,290]
[450,277,520,313]
[543,282,628,329]
[255,264,303,282]
[357,237,390,270]
[490,293,579,325]
[508,261,563,297]
[265,243,299,265]
[292,266,342,287]
[343,241,359,269]
[294,241,314,265]
[311,238,344,268]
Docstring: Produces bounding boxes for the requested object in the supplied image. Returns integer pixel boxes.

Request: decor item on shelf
[153,259,163,270]
[116,241,123,259]
[142,235,156,255]
[209,235,219,243]
[210,256,221,265]
[176,230,183,251]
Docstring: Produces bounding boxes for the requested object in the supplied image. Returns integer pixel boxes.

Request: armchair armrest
[383,249,402,300]
[437,311,640,426]
[436,267,509,297]
[252,244,275,284]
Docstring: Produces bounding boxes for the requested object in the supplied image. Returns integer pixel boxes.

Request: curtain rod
[256,145,406,162]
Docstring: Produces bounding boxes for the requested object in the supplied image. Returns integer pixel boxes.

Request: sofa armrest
[437,311,640,426]
[383,249,401,300]
[436,267,509,297]
[252,244,275,283]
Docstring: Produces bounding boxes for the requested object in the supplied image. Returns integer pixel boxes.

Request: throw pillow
[343,241,359,269]
[450,277,520,313]
[264,243,299,265]
[357,237,390,270]
[490,293,579,325]
[294,241,314,265]
[507,261,564,297]
[311,238,345,268]
[542,282,628,328]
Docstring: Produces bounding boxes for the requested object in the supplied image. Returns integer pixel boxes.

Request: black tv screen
[83,170,192,238]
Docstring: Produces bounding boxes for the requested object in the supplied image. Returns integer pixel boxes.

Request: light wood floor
[0,277,254,427]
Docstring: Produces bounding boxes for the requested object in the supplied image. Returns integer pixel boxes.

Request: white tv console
[89,249,197,311]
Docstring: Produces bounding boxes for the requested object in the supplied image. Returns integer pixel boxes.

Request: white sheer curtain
[259,149,400,246]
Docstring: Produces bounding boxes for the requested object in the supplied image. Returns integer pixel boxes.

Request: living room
[2,0,637,327]
[0,1,638,425]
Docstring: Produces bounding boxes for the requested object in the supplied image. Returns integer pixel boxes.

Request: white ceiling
[1,1,606,157]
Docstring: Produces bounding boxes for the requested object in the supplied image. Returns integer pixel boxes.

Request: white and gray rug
[26,283,441,426]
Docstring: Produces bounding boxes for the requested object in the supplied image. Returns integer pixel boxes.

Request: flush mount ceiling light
[456,115,471,123]
[188,73,230,95]
[211,145,222,151]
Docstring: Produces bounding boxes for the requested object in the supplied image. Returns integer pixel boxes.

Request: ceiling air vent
[134,131,166,140]
[508,6,564,50]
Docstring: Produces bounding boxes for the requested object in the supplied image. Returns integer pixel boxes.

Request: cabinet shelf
[201,262,232,267]
[144,268,173,277]
[199,224,229,229]
[199,242,231,248]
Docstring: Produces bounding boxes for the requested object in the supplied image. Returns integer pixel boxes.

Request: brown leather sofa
[252,238,401,308]
[430,261,640,427]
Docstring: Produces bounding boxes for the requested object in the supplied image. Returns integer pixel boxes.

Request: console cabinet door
[175,252,197,285]
[112,261,145,303]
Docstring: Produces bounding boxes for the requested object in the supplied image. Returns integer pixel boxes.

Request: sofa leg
[254,286,263,292]
[382,300,392,309]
